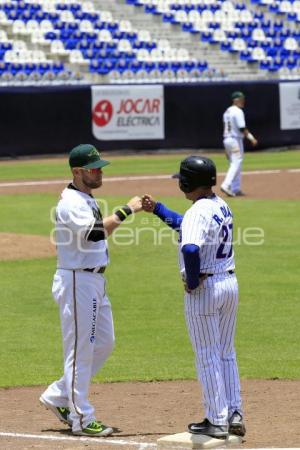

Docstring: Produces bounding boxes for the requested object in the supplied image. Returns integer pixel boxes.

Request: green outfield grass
[0,193,299,387]
[0,149,299,181]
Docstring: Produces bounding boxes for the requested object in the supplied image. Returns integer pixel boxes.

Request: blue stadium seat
[38,62,51,75]
[70,4,81,13]
[259,60,271,70]
[144,61,155,72]
[287,12,297,21]
[130,60,143,72]
[158,61,169,72]
[47,12,60,22]
[52,61,64,73]
[116,59,130,73]
[267,47,278,57]
[197,60,208,71]
[24,63,37,74]
[145,5,156,14]
[79,40,90,51]
[10,63,23,75]
[221,41,231,52]
[182,23,193,32]
[45,32,57,41]
[280,29,291,39]
[240,49,252,61]
[201,31,213,42]
[280,47,291,58]
[286,57,297,69]
[273,20,284,31]
[93,41,105,50]
[82,48,97,59]
[269,4,279,14]
[56,4,68,11]
[162,13,174,23]
[65,39,78,50]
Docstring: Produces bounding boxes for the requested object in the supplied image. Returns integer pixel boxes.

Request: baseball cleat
[220,185,236,197]
[234,190,246,197]
[188,418,228,438]
[39,395,72,426]
[229,411,246,436]
[73,420,114,437]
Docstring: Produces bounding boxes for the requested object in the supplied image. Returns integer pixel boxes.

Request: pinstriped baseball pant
[184,273,242,426]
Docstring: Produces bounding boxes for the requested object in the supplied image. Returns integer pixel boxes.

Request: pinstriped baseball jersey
[179,195,234,278]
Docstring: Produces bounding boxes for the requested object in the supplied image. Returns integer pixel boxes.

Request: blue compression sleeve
[153,202,183,231]
[182,244,200,290]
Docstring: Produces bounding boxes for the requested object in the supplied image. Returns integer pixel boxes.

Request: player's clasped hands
[141,194,156,212]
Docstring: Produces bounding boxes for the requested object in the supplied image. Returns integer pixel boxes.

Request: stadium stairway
[100,0,264,79]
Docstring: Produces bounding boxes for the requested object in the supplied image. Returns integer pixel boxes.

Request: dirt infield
[1,380,300,449]
[0,233,56,261]
[1,168,299,449]
[0,170,300,200]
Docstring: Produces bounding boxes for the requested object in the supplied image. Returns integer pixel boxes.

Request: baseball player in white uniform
[40,144,142,437]
[142,156,245,439]
[221,91,258,197]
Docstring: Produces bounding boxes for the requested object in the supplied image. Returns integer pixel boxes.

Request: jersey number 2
[216,224,233,259]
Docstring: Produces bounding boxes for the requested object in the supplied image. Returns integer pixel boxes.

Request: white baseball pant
[222,137,244,193]
[184,273,242,426]
[41,269,115,432]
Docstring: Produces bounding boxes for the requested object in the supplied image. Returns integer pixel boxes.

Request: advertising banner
[279,82,300,130]
[91,85,165,140]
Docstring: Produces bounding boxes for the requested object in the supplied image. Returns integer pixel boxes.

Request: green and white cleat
[39,396,72,426]
[73,420,113,437]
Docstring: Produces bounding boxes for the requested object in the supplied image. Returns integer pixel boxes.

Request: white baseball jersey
[223,105,245,139]
[41,184,114,433]
[179,194,235,278]
[55,185,109,269]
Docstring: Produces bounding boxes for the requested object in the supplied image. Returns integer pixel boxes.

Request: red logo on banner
[93,100,113,127]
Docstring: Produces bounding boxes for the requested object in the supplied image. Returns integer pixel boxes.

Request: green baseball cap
[69,144,110,169]
[231,91,245,100]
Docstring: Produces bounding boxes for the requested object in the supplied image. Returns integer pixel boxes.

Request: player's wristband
[247,132,255,142]
[115,205,132,222]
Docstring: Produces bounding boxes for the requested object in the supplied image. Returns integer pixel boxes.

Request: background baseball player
[142,156,245,439]
[221,91,258,197]
[40,144,142,437]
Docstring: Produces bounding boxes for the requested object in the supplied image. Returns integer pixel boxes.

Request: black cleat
[229,411,246,437]
[234,190,246,197]
[188,418,228,439]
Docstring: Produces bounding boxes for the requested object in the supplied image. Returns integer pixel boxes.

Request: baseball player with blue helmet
[142,156,245,439]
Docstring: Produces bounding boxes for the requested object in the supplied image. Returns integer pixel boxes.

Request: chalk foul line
[0,431,156,448]
[0,432,298,450]
[0,169,298,188]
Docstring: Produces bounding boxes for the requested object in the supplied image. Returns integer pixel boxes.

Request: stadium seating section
[0,0,300,84]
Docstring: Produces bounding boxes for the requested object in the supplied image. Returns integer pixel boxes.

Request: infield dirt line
[0,169,294,188]
[0,431,156,448]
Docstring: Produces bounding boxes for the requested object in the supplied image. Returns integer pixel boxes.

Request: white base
[157,432,242,449]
